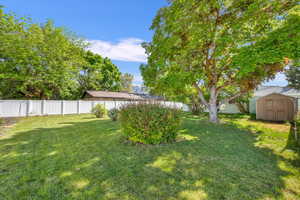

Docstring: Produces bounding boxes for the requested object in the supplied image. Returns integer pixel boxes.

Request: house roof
[131,93,165,100]
[85,91,144,100]
[254,86,300,97]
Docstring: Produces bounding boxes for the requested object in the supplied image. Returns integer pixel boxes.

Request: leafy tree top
[142,0,299,122]
[286,65,300,90]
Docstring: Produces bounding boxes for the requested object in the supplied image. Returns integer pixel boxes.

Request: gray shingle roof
[254,86,300,97]
[85,91,144,100]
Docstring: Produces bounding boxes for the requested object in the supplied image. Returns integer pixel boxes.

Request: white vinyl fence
[0,100,188,117]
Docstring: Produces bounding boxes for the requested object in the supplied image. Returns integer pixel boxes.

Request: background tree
[142,0,299,123]
[0,7,122,99]
[79,51,121,95]
[120,73,134,92]
[0,8,86,99]
[285,64,300,90]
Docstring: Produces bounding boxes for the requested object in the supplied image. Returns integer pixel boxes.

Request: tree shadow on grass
[0,115,294,200]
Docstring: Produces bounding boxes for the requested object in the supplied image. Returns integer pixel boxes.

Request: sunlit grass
[0,113,299,200]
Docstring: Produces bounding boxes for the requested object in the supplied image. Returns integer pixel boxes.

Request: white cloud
[87,38,147,62]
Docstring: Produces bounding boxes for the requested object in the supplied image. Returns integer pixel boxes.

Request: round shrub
[108,108,119,121]
[91,104,107,118]
[119,102,182,144]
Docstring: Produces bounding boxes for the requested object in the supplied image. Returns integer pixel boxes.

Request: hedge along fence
[0,100,188,117]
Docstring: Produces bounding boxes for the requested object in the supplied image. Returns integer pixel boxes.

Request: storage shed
[256,93,298,121]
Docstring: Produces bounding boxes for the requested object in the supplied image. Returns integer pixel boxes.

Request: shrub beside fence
[287,116,300,150]
[0,100,188,117]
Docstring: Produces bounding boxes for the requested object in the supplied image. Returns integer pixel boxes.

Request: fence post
[41,100,45,115]
[61,100,64,115]
[26,100,31,117]
[77,100,81,114]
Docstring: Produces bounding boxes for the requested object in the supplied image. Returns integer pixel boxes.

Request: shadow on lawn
[0,116,293,200]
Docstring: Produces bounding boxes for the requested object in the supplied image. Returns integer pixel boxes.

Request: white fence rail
[0,100,189,117]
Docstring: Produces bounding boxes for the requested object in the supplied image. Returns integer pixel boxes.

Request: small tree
[285,64,300,90]
[120,73,134,92]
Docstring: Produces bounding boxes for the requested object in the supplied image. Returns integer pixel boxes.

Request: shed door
[264,98,293,121]
[274,99,285,121]
[265,99,275,121]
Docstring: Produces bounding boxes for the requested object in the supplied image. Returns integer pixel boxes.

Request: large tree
[142,0,299,123]
[78,51,121,95]
[0,7,123,99]
[0,8,86,99]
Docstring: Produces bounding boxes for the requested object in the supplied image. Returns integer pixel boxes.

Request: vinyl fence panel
[79,101,93,114]
[30,100,43,116]
[44,100,62,115]
[64,101,78,114]
[0,100,189,117]
[104,101,115,110]
[0,100,27,117]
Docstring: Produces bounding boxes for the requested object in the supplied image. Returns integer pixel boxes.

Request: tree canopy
[79,51,121,96]
[0,7,122,99]
[285,64,300,90]
[142,0,300,122]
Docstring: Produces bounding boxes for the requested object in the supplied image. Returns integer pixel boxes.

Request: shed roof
[257,92,297,101]
[85,91,144,100]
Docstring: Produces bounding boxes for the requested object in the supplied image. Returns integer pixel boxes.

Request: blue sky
[1,0,287,86]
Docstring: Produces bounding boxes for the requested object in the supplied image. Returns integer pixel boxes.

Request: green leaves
[143,0,299,101]
[119,102,182,144]
[79,51,121,95]
[285,64,300,90]
[91,104,107,118]
[0,8,123,99]
[0,12,86,99]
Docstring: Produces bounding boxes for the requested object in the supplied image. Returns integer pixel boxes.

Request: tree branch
[219,91,245,108]
[193,82,209,108]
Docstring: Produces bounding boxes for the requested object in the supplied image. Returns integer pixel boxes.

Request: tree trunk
[208,87,219,123]
[208,102,218,123]
[194,83,219,123]
[235,102,248,114]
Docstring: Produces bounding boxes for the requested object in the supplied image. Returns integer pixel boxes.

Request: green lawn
[0,114,299,200]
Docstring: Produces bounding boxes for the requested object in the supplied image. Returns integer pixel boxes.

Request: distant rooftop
[254,86,300,97]
[85,91,144,100]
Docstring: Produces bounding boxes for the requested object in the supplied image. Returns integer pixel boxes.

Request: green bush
[119,102,182,144]
[108,108,119,121]
[91,104,107,118]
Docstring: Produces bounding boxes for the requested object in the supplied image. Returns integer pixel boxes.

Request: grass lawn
[0,114,299,200]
